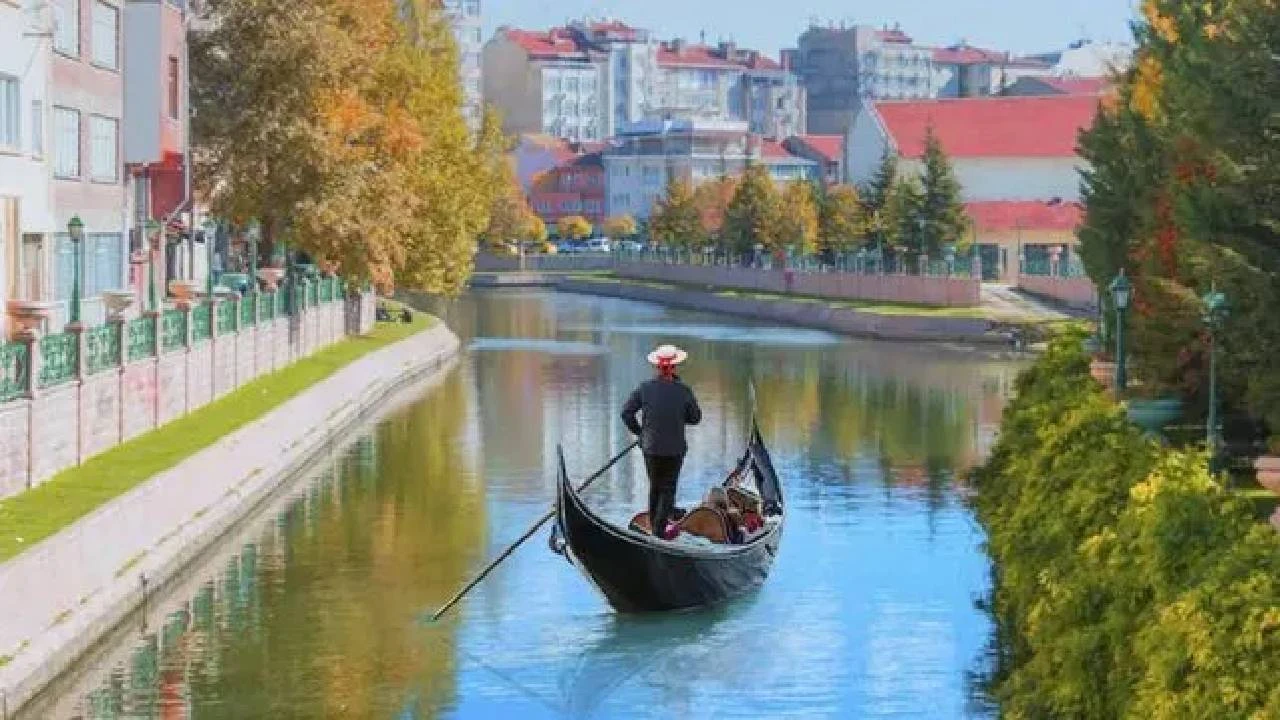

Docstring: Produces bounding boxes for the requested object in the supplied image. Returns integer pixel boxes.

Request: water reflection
[33,290,1024,719]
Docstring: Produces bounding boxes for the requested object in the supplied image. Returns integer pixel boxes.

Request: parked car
[584,238,612,253]
[618,239,645,252]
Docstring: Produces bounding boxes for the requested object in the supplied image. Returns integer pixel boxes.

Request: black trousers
[644,453,684,537]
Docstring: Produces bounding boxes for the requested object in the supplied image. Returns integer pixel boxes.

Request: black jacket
[621,377,702,457]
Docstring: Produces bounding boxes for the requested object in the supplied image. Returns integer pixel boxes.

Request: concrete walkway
[0,323,460,713]
[981,283,1083,322]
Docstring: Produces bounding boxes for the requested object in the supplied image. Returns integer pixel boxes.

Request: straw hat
[646,344,688,366]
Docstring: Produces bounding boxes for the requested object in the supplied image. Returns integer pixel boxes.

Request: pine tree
[861,149,898,217]
[918,125,969,256]
[649,176,703,249]
[881,177,924,254]
[723,164,783,255]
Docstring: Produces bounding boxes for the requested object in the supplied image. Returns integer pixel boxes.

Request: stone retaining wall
[614,262,982,308]
[1017,274,1099,311]
[0,323,459,714]
[559,278,998,344]
[0,294,367,501]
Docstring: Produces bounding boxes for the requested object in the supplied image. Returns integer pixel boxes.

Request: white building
[442,0,482,129]
[1,1,56,337]
[846,94,1101,279]
[483,22,804,143]
[604,119,818,221]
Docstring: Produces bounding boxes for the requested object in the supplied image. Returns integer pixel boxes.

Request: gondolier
[621,344,702,539]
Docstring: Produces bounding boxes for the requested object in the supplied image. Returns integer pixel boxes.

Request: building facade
[51,0,131,327]
[603,119,817,221]
[442,0,482,129]
[783,135,844,184]
[1,0,56,338]
[484,22,803,142]
[793,24,941,136]
[528,150,606,231]
[932,43,1054,98]
[846,95,1101,280]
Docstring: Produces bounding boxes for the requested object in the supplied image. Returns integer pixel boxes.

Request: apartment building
[483,21,803,142]
[1,0,56,338]
[603,119,817,221]
[50,0,130,327]
[442,0,483,129]
[527,148,607,230]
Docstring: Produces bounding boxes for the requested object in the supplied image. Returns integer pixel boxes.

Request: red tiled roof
[967,200,1084,232]
[875,29,913,44]
[657,43,781,71]
[758,138,793,159]
[504,29,589,60]
[792,135,843,162]
[933,44,1008,65]
[874,95,1100,159]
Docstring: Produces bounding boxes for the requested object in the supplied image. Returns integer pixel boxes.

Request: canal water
[24,290,1025,719]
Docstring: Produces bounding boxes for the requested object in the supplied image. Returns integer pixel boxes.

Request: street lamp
[1203,285,1228,473]
[145,219,161,311]
[1109,270,1132,393]
[67,215,85,326]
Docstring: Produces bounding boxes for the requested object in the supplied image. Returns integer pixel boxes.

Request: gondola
[551,419,784,613]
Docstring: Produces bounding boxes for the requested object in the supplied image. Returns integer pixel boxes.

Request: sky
[484,0,1140,58]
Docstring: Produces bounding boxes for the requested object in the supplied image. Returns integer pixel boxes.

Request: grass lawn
[0,305,434,563]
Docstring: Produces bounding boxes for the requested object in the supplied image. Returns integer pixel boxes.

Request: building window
[167,56,180,119]
[54,0,80,56]
[53,107,80,178]
[89,115,118,182]
[91,1,119,69]
[464,0,479,15]
[30,100,43,157]
[55,232,123,301]
[0,75,17,150]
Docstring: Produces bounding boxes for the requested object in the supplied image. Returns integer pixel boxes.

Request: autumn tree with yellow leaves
[192,0,497,294]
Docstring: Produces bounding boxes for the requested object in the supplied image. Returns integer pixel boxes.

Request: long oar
[429,440,639,622]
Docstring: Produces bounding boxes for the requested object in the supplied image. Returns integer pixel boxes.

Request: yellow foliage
[1131,55,1165,122]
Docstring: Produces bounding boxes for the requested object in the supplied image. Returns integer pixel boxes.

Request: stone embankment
[0,323,460,714]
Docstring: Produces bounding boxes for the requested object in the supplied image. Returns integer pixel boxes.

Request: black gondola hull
[555,426,784,613]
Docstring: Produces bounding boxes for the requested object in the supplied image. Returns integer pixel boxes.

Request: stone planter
[257,268,284,291]
[6,299,54,339]
[102,290,137,321]
[1090,359,1117,389]
[1126,397,1184,434]
[1255,456,1280,495]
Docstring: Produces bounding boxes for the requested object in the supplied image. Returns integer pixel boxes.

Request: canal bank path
[0,319,460,714]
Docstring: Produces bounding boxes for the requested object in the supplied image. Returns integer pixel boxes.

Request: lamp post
[206,221,216,299]
[144,219,161,311]
[1202,285,1228,473]
[1109,270,1132,393]
[67,215,85,326]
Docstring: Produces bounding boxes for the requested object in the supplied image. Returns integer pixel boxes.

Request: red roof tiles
[874,95,1101,159]
[503,29,590,61]
[1039,76,1111,95]
[657,43,781,71]
[791,135,844,162]
[966,200,1084,232]
[933,45,1009,66]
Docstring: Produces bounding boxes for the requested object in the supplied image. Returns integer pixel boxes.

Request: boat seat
[678,507,732,544]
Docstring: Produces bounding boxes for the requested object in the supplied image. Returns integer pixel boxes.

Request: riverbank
[0,318,460,714]
[559,276,1021,345]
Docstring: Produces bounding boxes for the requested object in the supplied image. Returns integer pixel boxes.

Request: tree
[602,214,638,239]
[692,176,739,245]
[478,107,527,248]
[880,177,924,253]
[723,164,783,255]
[526,214,547,244]
[649,176,703,249]
[819,184,867,255]
[192,0,492,294]
[861,148,898,217]
[557,215,593,241]
[777,179,820,256]
[917,125,969,256]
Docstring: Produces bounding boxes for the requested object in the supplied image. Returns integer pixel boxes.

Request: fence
[0,277,368,500]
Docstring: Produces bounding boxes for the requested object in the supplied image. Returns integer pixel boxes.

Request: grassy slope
[0,309,434,563]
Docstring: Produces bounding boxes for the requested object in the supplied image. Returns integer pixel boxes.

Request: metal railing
[39,332,79,388]
[0,341,29,402]
[127,316,156,363]
[85,324,122,376]
[216,300,237,334]
[162,308,187,353]
[192,304,212,342]
[615,248,983,278]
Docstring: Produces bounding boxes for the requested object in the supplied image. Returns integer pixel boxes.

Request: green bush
[971,333,1280,719]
